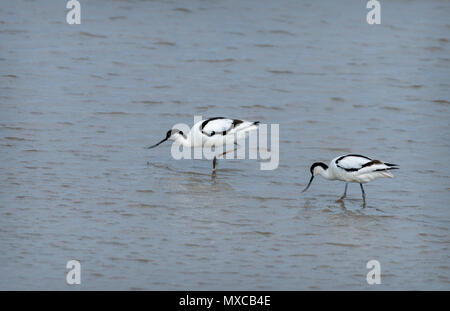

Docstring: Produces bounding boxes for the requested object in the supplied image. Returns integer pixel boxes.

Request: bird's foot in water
[336,196,346,203]
[212,157,217,172]
[362,198,367,208]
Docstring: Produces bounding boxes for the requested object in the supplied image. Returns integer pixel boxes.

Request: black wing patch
[200,118,244,137]
[200,117,225,131]
[337,167,359,172]
[335,154,372,163]
[335,154,373,172]
[375,162,399,172]
[361,160,382,167]
[228,119,244,133]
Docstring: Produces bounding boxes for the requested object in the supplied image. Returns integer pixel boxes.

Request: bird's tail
[241,121,260,132]
[375,164,399,178]
[385,163,399,168]
[234,121,260,141]
[380,170,395,178]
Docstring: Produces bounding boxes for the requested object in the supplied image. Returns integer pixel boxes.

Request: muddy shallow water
[0,0,449,289]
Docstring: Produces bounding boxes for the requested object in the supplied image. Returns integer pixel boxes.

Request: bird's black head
[310,162,328,175]
[148,128,185,149]
[302,162,328,193]
[166,129,184,139]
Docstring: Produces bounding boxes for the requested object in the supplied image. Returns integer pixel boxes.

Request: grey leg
[360,183,366,206]
[336,183,348,202]
[213,147,236,174]
[212,147,237,174]
[218,147,237,158]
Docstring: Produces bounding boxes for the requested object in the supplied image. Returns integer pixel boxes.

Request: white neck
[174,135,192,147]
[318,168,334,180]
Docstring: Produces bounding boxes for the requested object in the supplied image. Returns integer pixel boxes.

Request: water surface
[0,0,449,290]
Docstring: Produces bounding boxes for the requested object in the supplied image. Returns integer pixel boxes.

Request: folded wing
[201,117,258,137]
[335,154,398,175]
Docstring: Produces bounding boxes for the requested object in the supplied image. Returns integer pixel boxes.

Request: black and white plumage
[302,154,399,203]
[147,117,260,171]
[200,117,246,137]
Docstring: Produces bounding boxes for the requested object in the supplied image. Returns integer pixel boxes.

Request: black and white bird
[147,117,260,171]
[302,154,399,203]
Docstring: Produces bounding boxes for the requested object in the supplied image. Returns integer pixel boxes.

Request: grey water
[0,0,449,290]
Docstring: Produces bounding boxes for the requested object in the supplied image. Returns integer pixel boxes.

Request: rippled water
[0,0,449,290]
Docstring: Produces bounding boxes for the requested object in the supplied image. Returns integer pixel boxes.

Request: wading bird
[302,154,398,204]
[147,117,260,172]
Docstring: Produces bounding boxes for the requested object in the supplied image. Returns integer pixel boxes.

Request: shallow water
[0,0,449,290]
